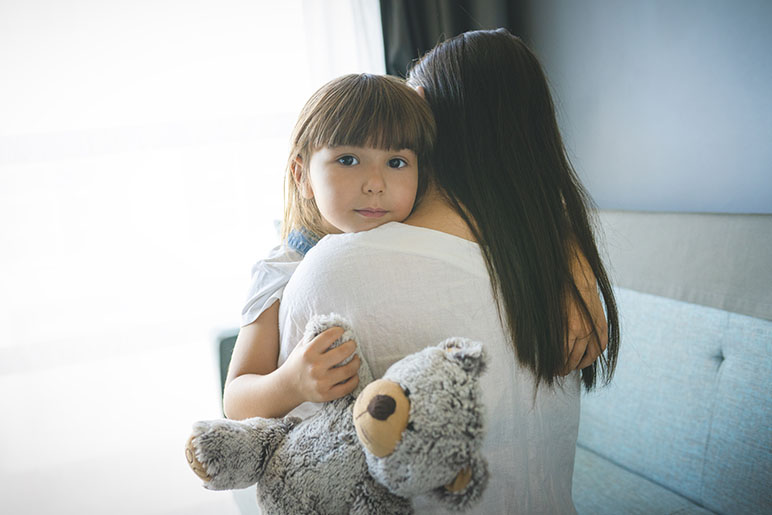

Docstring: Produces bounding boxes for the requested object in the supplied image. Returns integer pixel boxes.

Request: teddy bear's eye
[406,421,415,431]
[402,386,410,397]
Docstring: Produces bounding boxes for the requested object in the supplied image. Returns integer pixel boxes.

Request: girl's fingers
[592,312,609,353]
[577,336,603,370]
[321,338,358,367]
[584,287,609,352]
[326,373,360,400]
[305,326,345,354]
[299,324,361,401]
[576,352,595,371]
[562,336,585,374]
[329,354,360,383]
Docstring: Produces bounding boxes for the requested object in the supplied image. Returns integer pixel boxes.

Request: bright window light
[0,1,385,513]
[0,0,385,359]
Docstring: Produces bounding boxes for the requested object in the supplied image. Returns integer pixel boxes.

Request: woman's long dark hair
[408,28,619,389]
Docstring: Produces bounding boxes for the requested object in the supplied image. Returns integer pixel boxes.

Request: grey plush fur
[189,314,488,514]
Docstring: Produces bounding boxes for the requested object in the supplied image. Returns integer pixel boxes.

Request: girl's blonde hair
[282,73,435,239]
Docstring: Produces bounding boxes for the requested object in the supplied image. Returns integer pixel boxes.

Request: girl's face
[298,146,418,234]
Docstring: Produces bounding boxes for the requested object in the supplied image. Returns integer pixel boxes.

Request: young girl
[223,73,436,420]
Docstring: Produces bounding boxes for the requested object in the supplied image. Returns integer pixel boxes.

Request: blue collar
[286,228,320,256]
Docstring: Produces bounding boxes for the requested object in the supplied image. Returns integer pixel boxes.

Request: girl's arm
[222,301,361,420]
[562,246,609,374]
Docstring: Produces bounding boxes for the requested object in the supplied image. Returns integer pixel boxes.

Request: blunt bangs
[300,74,434,160]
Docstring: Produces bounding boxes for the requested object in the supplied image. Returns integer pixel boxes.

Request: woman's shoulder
[325,222,475,247]
[308,223,405,252]
[303,222,486,278]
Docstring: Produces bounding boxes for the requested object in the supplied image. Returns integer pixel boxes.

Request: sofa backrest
[594,210,772,320]
[578,211,772,514]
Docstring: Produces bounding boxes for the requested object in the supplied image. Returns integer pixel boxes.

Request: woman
[278,29,619,512]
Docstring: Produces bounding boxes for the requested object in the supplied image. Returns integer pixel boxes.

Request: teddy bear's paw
[187,417,294,491]
[304,314,354,350]
[186,434,211,482]
[304,314,375,388]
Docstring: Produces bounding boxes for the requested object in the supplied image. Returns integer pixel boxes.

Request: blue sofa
[572,211,772,514]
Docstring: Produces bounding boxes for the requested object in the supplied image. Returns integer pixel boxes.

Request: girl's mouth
[355,209,388,218]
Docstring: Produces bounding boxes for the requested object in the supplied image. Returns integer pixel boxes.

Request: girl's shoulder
[254,242,304,270]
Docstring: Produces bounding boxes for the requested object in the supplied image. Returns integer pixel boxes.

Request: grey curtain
[380,0,524,77]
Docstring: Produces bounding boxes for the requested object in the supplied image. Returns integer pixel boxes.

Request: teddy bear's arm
[186,416,298,490]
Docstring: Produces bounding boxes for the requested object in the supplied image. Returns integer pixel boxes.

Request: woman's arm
[223,301,361,420]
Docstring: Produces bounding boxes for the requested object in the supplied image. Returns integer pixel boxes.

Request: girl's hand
[563,285,608,373]
[281,326,361,403]
[562,249,609,374]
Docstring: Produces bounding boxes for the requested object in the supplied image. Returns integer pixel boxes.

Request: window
[0,0,385,360]
[0,2,384,512]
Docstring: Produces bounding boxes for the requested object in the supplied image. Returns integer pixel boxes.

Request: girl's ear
[291,157,314,199]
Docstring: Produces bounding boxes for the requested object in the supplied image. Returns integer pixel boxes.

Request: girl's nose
[363,167,385,194]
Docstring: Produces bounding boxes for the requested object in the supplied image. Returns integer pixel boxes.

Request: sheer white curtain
[0,0,384,362]
[302,0,386,80]
[0,1,384,513]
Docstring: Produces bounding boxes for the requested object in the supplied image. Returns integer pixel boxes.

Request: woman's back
[279,222,580,513]
[408,28,619,390]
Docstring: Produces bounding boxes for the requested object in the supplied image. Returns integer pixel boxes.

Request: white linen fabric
[278,222,581,514]
[241,243,303,327]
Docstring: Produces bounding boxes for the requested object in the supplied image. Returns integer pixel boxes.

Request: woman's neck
[404,183,477,243]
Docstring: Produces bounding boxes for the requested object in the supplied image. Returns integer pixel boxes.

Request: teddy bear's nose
[367,394,396,420]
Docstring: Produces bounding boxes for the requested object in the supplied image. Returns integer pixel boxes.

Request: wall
[522,0,772,213]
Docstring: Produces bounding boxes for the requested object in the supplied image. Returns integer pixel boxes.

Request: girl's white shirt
[240,243,303,328]
[278,221,581,514]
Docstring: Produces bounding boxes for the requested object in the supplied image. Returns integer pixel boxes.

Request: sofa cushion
[597,211,772,320]
[578,288,772,514]
[573,446,714,515]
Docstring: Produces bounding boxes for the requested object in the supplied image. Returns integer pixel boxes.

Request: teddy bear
[185,313,488,514]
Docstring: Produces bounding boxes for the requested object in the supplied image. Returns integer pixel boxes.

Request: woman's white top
[278,222,580,514]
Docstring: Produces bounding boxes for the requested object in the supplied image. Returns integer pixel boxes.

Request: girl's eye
[388,158,408,169]
[337,155,359,166]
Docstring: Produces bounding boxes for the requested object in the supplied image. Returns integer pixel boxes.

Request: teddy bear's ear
[429,452,489,510]
[439,337,487,376]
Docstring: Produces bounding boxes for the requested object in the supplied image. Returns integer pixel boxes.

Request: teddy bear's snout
[353,379,410,458]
